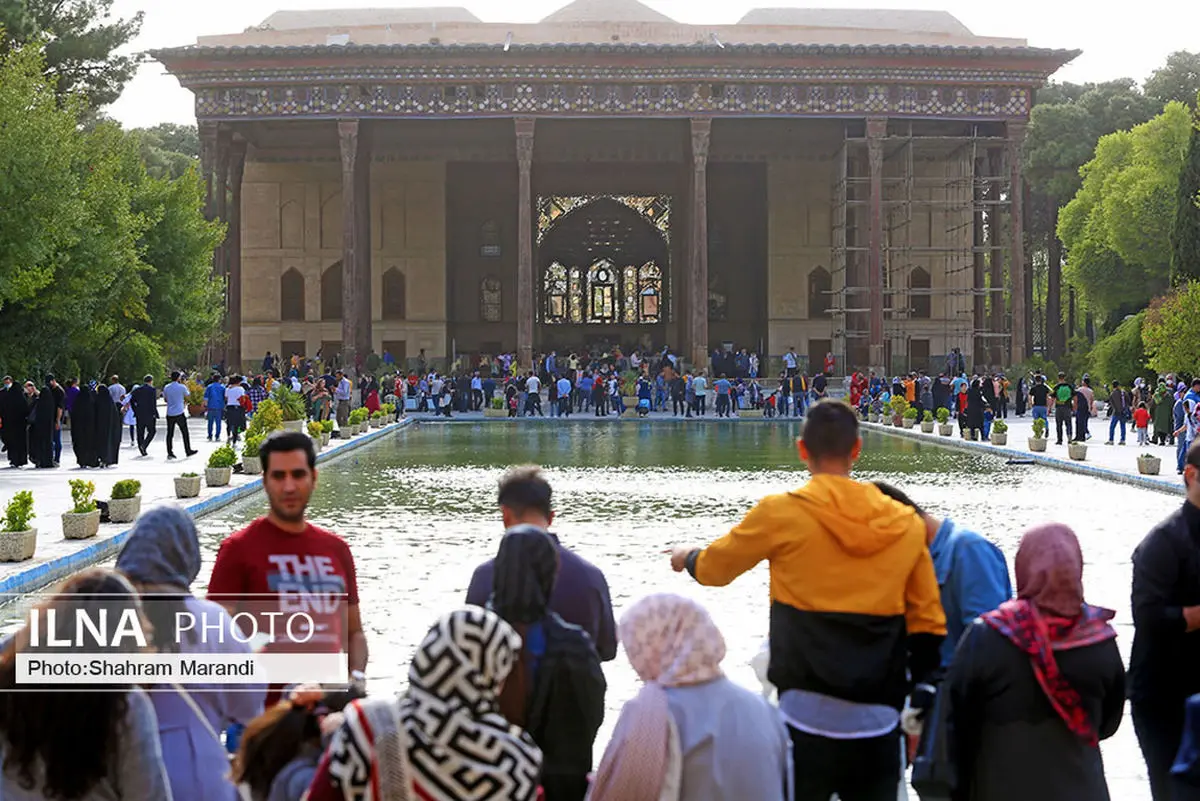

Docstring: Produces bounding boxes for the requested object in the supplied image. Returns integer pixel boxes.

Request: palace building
[154,1,1076,374]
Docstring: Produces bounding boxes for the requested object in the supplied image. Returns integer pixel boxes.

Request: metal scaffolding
[829,120,1015,375]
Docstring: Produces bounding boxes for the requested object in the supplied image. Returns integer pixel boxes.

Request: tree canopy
[1057,102,1193,323]
[0,0,142,108]
[1142,281,1200,376]
[1145,51,1200,108]
[0,43,222,382]
[1172,110,1200,283]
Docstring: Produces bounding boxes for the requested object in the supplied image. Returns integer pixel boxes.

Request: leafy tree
[1172,111,1200,282]
[130,123,199,179]
[0,43,84,309]
[0,0,143,108]
[1058,103,1193,321]
[1142,281,1200,375]
[1145,51,1200,108]
[1088,312,1149,385]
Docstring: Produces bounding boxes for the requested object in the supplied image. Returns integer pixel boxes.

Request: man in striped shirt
[247,376,268,413]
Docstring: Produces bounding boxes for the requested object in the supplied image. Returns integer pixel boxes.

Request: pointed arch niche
[909,267,932,319]
[321,262,343,321]
[382,268,406,320]
[808,266,832,319]
[280,268,306,321]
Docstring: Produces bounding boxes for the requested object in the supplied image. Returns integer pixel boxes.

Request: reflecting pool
[180,422,1188,796]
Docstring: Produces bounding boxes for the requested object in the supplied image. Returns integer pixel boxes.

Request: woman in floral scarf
[946,524,1124,801]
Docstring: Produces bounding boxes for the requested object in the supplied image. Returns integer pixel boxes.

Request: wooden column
[214,128,231,283]
[1008,120,1029,366]
[338,120,362,373]
[867,117,887,374]
[199,122,218,221]
[972,153,988,368]
[689,118,712,369]
[354,123,372,364]
[515,118,535,369]
[226,138,247,374]
[987,148,1005,368]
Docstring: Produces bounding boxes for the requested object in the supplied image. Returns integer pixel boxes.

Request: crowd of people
[1,405,1199,801]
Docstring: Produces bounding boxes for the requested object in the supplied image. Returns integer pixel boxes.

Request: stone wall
[240,158,448,364]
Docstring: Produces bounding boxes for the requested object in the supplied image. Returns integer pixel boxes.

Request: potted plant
[175,472,202,498]
[920,410,935,433]
[1068,440,1088,461]
[62,479,100,540]
[936,407,954,436]
[1137,453,1162,475]
[354,408,370,434]
[485,395,508,418]
[108,479,142,524]
[248,398,284,438]
[1029,417,1048,452]
[990,419,1009,446]
[186,381,207,417]
[273,385,307,432]
[0,491,37,562]
[320,419,334,445]
[206,445,237,487]
[370,410,384,429]
[889,396,909,426]
[242,435,264,475]
[308,421,324,452]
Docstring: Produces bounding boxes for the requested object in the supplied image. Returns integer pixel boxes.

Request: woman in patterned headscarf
[590,594,789,801]
[307,607,542,801]
[945,524,1124,801]
[491,526,606,801]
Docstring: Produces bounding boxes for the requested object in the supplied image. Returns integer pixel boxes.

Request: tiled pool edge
[865,421,1185,497]
[0,419,414,597]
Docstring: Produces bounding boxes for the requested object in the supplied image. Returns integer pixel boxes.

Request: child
[764,391,776,418]
[1133,401,1151,446]
[983,403,994,439]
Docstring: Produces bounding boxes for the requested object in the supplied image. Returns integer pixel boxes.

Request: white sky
[108,0,1200,128]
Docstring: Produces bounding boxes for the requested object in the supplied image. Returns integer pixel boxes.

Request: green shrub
[307,421,323,437]
[491,396,505,409]
[349,408,368,425]
[903,407,918,420]
[243,435,264,458]
[936,407,950,424]
[320,420,334,433]
[889,396,909,416]
[68,480,96,514]
[370,410,384,420]
[207,445,237,469]
[111,480,141,500]
[186,381,206,407]
[181,472,199,478]
[922,410,933,422]
[993,420,1008,434]
[271,384,307,422]
[3,491,34,532]
[1032,417,1048,438]
[247,398,283,438]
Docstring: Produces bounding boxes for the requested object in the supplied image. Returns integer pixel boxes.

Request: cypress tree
[1172,109,1200,283]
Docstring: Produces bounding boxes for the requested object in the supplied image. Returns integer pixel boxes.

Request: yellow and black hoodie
[686,474,946,711]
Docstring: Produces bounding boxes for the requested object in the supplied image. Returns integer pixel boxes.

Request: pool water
[141,422,1191,796]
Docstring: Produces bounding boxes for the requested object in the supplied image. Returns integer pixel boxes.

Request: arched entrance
[536,195,670,352]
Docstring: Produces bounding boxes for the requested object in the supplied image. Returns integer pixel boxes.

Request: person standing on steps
[129,374,160,458]
[669,399,945,801]
[1130,439,1200,801]
[163,371,198,460]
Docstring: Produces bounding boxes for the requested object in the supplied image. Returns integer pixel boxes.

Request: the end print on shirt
[266,554,348,649]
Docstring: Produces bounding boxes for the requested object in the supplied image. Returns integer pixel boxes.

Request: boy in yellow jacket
[670,399,946,801]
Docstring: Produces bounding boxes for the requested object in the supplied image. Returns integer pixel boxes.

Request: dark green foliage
[1171,115,1200,282]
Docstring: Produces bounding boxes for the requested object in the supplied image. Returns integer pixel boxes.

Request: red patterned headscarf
[982,524,1116,746]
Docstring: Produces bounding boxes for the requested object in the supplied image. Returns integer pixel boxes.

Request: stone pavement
[864,410,1186,496]
[0,411,412,595]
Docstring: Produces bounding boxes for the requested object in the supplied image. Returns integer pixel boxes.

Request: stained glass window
[568,267,583,323]
[588,262,617,323]
[538,195,671,244]
[545,263,567,322]
[480,276,502,322]
[638,263,662,323]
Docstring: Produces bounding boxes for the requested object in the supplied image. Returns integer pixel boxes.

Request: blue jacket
[205,382,225,411]
[929,517,1012,667]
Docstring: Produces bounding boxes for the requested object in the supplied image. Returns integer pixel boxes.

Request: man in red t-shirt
[208,431,368,695]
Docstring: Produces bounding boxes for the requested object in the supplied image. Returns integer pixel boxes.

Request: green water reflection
[188,422,1176,798]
